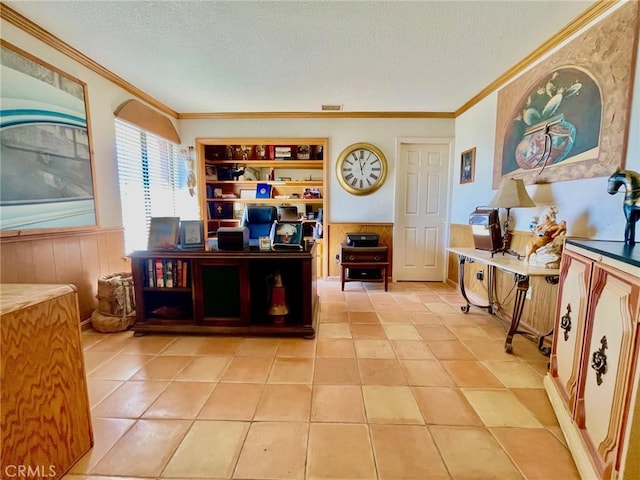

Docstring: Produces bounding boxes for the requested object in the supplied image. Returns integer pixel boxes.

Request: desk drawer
[341,246,388,263]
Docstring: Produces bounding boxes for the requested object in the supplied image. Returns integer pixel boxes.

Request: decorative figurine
[525,206,567,267]
[607,168,640,246]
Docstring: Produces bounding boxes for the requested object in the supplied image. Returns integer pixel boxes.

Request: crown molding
[178,111,455,120]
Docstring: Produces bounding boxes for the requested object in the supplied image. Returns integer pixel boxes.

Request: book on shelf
[146,259,189,288]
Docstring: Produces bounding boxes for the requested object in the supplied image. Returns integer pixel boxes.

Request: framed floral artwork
[493,1,638,188]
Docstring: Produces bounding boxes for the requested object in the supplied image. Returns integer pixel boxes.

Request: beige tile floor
[65,279,580,480]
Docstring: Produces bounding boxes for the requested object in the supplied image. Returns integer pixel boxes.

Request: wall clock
[336,142,388,195]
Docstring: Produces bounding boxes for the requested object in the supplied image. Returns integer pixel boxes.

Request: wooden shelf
[197,137,327,246]
[206,198,322,204]
[206,180,323,186]
[206,160,323,169]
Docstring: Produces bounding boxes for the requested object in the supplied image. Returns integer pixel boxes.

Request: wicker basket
[91,272,136,333]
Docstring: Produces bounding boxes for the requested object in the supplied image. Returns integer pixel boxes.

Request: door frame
[392,137,455,282]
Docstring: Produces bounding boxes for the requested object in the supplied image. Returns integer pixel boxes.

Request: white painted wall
[452,4,640,241]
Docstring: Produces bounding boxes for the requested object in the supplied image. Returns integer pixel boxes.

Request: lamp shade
[488,178,536,209]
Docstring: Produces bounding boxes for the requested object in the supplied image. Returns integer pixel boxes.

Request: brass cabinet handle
[374,255,381,261]
[560,303,572,341]
[348,255,355,261]
[591,336,608,386]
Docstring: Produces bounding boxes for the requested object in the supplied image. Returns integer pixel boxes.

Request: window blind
[114,119,198,253]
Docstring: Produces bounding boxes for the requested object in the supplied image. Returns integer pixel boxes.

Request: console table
[130,244,318,337]
[448,247,559,353]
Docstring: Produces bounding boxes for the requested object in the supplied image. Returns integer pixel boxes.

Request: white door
[393,141,451,281]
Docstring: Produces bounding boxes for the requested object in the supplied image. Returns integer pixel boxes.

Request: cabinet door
[575,263,640,479]
[193,259,251,326]
[550,249,593,412]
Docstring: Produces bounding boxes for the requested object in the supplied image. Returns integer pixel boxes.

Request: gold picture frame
[460,148,476,184]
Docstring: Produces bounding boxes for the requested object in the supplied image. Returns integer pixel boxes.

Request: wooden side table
[340,244,389,291]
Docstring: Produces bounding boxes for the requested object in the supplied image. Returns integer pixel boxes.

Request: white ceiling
[4,0,596,114]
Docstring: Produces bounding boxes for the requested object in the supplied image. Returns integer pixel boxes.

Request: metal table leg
[457,254,493,314]
[504,273,529,353]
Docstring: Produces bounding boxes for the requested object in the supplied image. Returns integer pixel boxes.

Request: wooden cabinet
[196,138,327,239]
[545,240,640,480]
[130,247,318,337]
[1,284,93,477]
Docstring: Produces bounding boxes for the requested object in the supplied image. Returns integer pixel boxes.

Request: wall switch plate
[526,286,532,300]
[476,270,484,281]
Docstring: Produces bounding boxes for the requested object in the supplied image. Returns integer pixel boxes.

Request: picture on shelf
[148,217,180,249]
[179,220,205,249]
[297,145,310,159]
[275,146,292,159]
[271,221,303,249]
[205,165,217,180]
[240,189,257,199]
[256,183,272,198]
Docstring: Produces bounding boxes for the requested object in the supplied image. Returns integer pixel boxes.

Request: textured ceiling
[3,1,596,114]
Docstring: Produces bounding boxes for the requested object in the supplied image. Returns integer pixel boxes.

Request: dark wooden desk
[448,247,559,354]
[130,244,318,337]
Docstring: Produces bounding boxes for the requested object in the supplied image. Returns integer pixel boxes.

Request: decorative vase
[515,114,576,170]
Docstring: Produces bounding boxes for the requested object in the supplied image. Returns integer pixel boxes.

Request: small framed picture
[271,221,303,249]
[179,220,205,249]
[205,165,217,180]
[148,217,180,250]
[240,189,257,199]
[460,147,476,184]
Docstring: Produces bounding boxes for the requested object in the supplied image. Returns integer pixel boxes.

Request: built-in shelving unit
[196,138,328,239]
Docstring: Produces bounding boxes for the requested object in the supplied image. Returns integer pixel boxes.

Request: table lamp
[488,178,536,259]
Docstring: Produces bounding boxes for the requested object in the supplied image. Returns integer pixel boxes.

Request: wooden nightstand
[340,244,389,291]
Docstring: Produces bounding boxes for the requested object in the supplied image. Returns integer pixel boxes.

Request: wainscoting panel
[327,223,393,278]
[1,228,129,322]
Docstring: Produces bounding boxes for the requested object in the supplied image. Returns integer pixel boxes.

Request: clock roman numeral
[369,173,379,180]
[372,167,381,171]
[345,173,354,181]
[350,177,358,186]
[359,179,363,189]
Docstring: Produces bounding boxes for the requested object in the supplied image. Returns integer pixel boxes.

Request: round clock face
[336,143,388,195]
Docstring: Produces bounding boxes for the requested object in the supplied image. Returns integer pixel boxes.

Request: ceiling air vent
[321,104,342,111]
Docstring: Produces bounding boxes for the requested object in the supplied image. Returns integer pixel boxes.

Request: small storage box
[469,208,502,252]
[217,226,249,250]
